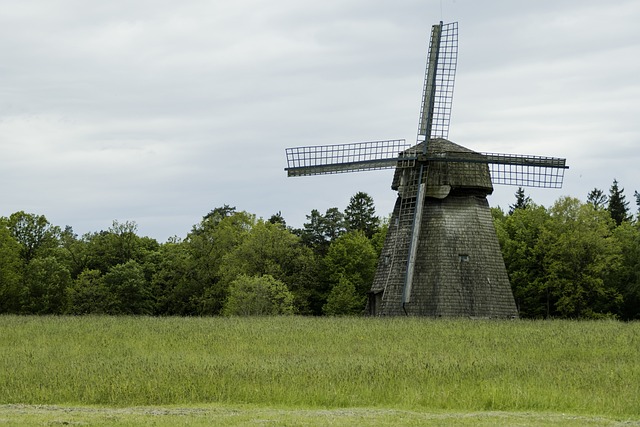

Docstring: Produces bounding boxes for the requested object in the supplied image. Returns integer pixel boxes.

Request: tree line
[1,182,639,319]
[496,179,640,320]
[0,192,383,317]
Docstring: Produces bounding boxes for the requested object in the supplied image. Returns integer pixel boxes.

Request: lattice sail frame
[286,141,567,188]
[425,150,568,188]
[419,21,458,141]
[285,139,412,177]
[283,20,568,189]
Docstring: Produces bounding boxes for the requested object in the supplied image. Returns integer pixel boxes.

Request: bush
[222,274,294,316]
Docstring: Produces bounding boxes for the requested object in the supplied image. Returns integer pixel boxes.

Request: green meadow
[1,316,639,426]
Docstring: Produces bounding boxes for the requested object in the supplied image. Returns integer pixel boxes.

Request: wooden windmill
[285,22,568,317]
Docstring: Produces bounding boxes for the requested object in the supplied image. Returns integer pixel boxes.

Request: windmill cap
[392,138,494,197]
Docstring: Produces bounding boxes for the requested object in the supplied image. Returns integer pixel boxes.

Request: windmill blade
[484,153,568,188]
[423,150,569,188]
[285,139,412,177]
[418,21,458,143]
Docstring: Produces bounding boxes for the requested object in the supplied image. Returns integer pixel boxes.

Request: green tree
[587,188,608,210]
[5,211,60,263]
[539,197,622,318]
[508,187,532,215]
[187,211,255,314]
[152,241,200,315]
[299,208,345,255]
[202,205,236,225]
[268,211,286,227]
[22,256,71,314]
[344,192,379,238]
[322,276,365,315]
[82,220,160,276]
[635,190,640,220]
[58,226,89,279]
[370,218,389,257]
[494,204,550,317]
[0,225,23,313]
[608,179,630,226]
[219,220,320,314]
[611,222,640,320]
[323,230,377,306]
[222,274,294,316]
[102,260,154,315]
[66,269,112,314]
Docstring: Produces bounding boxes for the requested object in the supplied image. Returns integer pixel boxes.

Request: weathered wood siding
[368,139,518,318]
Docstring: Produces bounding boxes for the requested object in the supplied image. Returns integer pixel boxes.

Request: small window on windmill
[384,254,391,266]
[459,254,470,263]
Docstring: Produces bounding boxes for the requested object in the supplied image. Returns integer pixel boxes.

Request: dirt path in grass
[1,404,638,426]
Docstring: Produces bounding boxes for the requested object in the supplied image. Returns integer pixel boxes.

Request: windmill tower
[285,22,568,317]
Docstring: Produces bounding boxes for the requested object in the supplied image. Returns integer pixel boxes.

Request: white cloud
[1,0,639,240]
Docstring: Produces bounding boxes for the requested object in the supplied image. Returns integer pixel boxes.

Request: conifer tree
[508,187,531,215]
[344,192,379,238]
[607,179,630,226]
[587,188,608,210]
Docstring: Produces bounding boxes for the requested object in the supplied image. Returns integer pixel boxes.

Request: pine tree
[508,187,531,215]
[344,192,379,238]
[587,188,608,210]
[268,211,286,227]
[607,179,630,226]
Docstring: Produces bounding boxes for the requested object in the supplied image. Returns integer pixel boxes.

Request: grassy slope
[0,316,639,424]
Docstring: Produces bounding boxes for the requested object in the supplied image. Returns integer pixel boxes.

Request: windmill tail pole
[402,164,427,314]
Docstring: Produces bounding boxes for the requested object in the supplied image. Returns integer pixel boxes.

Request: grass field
[1,316,639,426]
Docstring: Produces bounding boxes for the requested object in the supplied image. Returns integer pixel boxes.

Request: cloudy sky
[1,0,639,241]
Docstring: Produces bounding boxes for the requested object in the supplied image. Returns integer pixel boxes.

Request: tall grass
[0,316,638,417]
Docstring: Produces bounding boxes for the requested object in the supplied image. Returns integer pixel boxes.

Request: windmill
[284,21,568,317]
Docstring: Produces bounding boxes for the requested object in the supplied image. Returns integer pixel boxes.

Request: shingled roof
[392,138,493,199]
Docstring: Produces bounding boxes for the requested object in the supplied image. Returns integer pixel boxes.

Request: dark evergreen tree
[635,190,640,219]
[299,208,345,255]
[587,188,608,210]
[508,187,531,215]
[202,205,236,226]
[322,207,346,241]
[268,211,286,227]
[607,179,630,226]
[344,192,379,238]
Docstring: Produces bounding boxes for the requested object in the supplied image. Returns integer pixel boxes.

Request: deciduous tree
[66,269,111,314]
[102,260,154,315]
[222,274,294,316]
[494,204,550,317]
[0,225,23,313]
[611,222,640,320]
[219,220,320,314]
[323,230,377,305]
[187,210,255,314]
[322,276,365,315]
[539,197,622,318]
[22,256,71,314]
[5,211,60,263]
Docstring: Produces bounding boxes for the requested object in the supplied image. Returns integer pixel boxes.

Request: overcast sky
[1,0,639,241]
